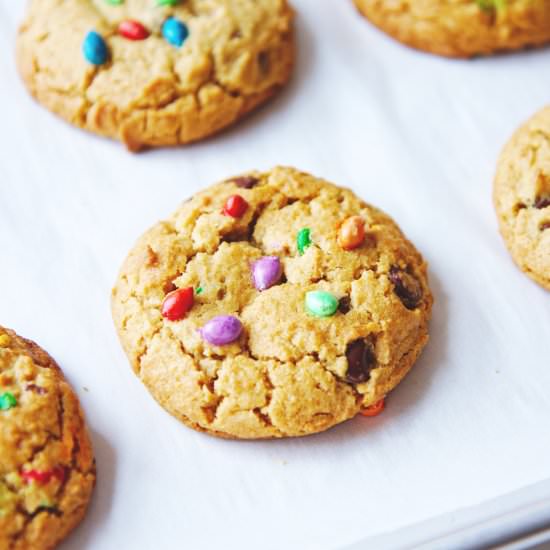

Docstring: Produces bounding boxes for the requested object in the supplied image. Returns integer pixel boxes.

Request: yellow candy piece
[0,334,10,347]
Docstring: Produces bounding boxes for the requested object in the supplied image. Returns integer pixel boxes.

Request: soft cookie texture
[112,167,433,439]
[16,0,294,151]
[0,327,95,550]
[353,0,550,58]
[494,106,550,290]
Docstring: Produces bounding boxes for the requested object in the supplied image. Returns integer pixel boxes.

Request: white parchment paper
[1,2,550,549]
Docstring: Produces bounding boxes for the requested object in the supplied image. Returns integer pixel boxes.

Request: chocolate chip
[388,267,423,310]
[535,196,550,209]
[345,339,376,384]
[338,296,351,314]
[37,504,62,516]
[234,176,259,189]
[163,280,177,294]
[25,384,46,395]
[258,51,270,74]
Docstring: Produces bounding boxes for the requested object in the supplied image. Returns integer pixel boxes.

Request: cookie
[112,167,433,439]
[353,0,550,58]
[494,106,550,290]
[0,327,95,550]
[16,0,294,151]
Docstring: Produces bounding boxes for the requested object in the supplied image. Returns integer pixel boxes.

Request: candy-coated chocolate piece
[360,398,385,417]
[21,466,66,485]
[223,194,248,218]
[162,287,194,321]
[305,291,338,318]
[119,20,150,40]
[200,316,242,346]
[82,31,108,65]
[162,17,189,48]
[476,0,506,11]
[157,0,180,5]
[0,392,17,411]
[338,216,366,251]
[105,0,124,4]
[297,228,312,255]
[0,334,10,347]
[252,257,282,291]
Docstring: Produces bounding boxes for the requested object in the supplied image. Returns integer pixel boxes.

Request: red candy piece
[118,20,150,41]
[162,287,194,321]
[360,398,385,417]
[21,466,65,485]
[223,195,248,218]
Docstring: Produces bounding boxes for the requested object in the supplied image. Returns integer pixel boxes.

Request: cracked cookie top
[494,106,550,290]
[112,167,433,439]
[0,327,95,550]
[16,0,294,151]
[353,0,550,58]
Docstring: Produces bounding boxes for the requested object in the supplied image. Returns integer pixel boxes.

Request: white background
[1,2,550,549]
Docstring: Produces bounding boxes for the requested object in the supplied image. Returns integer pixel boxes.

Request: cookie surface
[494,106,550,290]
[353,0,550,58]
[0,327,95,550]
[112,167,433,439]
[16,0,294,151]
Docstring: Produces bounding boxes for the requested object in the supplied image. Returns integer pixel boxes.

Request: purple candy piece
[252,256,282,291]
[200,315,243,346]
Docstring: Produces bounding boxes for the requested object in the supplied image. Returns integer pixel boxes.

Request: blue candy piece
[83,31,108,65]
[162,17,189,48]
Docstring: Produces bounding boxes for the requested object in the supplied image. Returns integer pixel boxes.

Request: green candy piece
[105,0,124,4]
[305,291,339,318]
[297,228,312,256]
[157,0,180,5]
[196,286,203,295]
[0,392,17,411]
[476,0,505,10]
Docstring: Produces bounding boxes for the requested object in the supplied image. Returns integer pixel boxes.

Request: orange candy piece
[360,398,385,417]
[338,216,365,251]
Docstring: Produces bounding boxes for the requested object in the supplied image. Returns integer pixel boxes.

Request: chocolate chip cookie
[353,0,550,58]
[111,167,433,439]
[16,0,294,151]
[0,327,96,550]
[494,106,550,290]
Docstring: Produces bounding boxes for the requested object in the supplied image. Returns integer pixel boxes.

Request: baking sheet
[348,479,550,549]
[1,2,550,549]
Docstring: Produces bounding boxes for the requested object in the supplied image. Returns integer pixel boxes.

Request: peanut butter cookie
[17,0,294,151]
[353,0,550,58]
[112,167,433,439]
[494,106,550,290]
[0,327,95,550]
